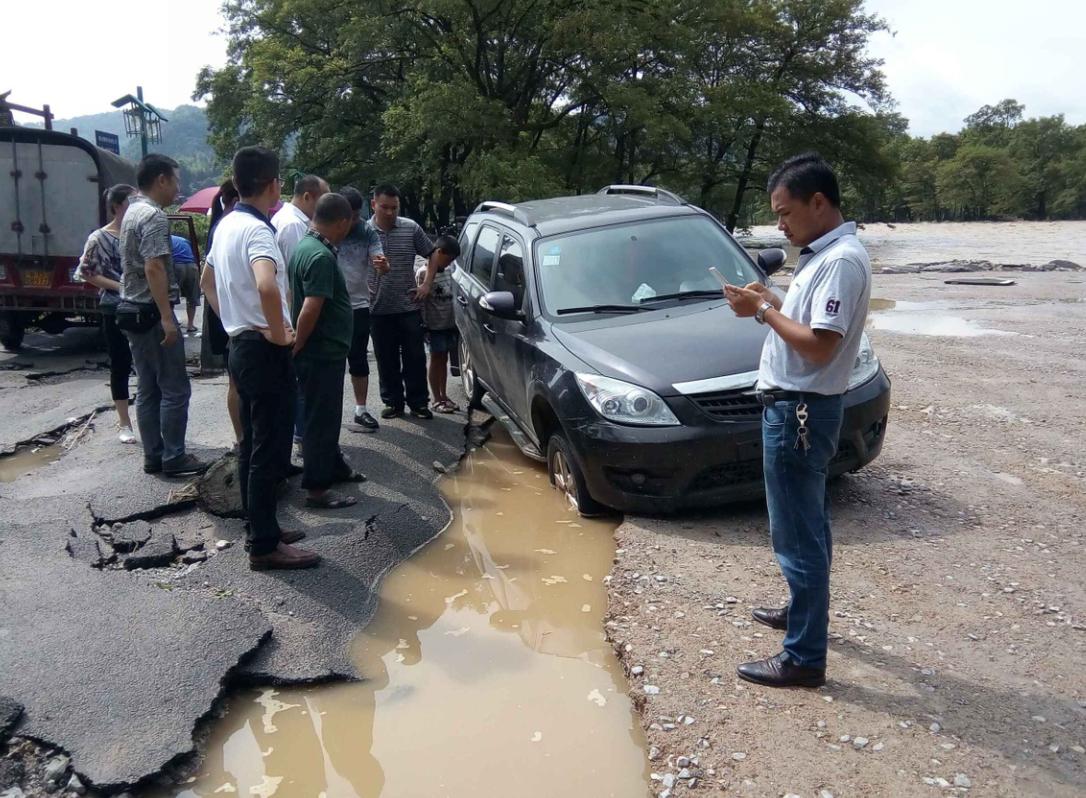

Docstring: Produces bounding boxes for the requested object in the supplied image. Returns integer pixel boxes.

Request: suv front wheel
[546,432,607,517]
[459,335,486,409]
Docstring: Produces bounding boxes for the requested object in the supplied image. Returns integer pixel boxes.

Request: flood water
[0,444,61,482]
[867,299,1016,337]
[745,220,1086,267]
[166,429,649,798]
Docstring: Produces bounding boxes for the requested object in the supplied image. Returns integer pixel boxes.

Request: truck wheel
[0,312,25,351]
[546,432,608,517]
[459,335,486,410]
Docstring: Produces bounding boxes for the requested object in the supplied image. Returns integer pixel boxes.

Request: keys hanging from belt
[794,402,810,454]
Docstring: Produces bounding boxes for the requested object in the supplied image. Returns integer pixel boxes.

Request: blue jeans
[762,393,844,669]
[125,314,192,464]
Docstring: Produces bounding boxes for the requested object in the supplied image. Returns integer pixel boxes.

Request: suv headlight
[847,332,880,390]
[575,373,680,426]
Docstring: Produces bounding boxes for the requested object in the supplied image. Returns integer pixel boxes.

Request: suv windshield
[534,215,761,315]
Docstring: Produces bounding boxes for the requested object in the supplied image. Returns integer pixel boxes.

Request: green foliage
[194,2,1086,225]
[196,0,893,228]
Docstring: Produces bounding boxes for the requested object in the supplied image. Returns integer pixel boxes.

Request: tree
[196,0,895,228]
[936,144,1023,220]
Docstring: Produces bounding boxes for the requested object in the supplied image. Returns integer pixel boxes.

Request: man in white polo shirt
[724,153,870,688]
[271,174,329,263]
[272,174,328,452]
[201,146,319,571]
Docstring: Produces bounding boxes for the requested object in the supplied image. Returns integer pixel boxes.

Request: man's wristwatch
[754,301,774,324]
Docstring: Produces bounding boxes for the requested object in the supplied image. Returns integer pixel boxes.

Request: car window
[455,221,479,274]
[495,236,526,308]
[458,222,479,258]
[533,215,761,314]
[470,226,500,285]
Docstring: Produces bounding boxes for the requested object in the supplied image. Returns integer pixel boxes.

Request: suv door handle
[456,295,468,306]
[482,323,496,334]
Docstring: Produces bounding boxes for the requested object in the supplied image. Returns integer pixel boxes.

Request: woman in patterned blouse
[75,184,138,443]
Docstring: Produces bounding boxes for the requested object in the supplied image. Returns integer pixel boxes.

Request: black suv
[452,185,891,515]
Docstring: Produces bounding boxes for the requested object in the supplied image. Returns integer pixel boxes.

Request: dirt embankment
[606,273,1086,797]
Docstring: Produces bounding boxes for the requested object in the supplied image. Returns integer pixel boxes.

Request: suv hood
[551,300,770,395]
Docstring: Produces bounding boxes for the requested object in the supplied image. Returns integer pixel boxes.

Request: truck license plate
[21,270,52,288]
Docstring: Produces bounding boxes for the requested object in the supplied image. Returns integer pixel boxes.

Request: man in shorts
[171,234,201,335]
[337,187,388,431]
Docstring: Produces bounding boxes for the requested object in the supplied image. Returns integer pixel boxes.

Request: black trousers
[229,333,296,556]
[371,310,428,410]
[101,311,133,401]
[295,356,352,491]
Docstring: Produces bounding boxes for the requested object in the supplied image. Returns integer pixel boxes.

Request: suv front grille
[689,388,762,420]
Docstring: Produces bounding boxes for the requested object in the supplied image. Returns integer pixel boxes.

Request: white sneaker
[118,425,137,444]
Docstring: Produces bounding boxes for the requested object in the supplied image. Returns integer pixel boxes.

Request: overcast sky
[3,0,1083,137]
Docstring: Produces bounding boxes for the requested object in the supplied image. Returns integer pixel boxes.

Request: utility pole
[137,86,148,156]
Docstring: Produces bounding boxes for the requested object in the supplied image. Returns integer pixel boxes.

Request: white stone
[954,774,972,788]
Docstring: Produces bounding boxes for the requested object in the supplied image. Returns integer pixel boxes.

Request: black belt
[234,329,266,342]
[754,389,832,407]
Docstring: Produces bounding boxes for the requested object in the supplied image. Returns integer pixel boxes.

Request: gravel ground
[605,272,1086,798]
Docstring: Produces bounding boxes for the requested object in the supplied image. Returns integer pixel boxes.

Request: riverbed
[744,220,1086,267]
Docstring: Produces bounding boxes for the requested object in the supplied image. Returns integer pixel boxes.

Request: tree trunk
[725,119,766,231]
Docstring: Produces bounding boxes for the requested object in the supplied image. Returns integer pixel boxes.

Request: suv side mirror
[479,291,521,320]
[757,248,787,276]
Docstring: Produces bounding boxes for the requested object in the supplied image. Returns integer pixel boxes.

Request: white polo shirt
[206,206,290,336]
[757,221,871,395]
[271,202,310,265]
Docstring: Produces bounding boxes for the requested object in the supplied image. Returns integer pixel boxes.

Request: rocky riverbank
[604,271,1086,798]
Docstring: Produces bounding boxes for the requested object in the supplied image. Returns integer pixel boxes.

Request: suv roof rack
[474,200,535,227]
[597,184,685,206]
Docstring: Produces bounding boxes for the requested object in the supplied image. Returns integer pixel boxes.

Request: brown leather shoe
[249,543,320,571]
[752,606,789,631]
[280,529,306,544]
[737,652,825,688]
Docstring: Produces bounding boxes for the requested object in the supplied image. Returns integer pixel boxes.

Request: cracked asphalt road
[0,328,467,793]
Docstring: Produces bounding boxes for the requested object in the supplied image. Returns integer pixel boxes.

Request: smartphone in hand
[708,267,731,289]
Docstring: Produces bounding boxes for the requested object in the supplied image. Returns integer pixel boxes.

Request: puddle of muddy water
[164,429,649,798]
[867,298,1015,337]
[0,444,61,482]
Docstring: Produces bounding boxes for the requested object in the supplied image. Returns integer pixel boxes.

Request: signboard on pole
[95,130,120,154]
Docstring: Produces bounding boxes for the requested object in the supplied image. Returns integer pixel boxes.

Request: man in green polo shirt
[289,193,361,509]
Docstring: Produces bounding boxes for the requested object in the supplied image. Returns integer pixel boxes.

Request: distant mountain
[32,105,225,194]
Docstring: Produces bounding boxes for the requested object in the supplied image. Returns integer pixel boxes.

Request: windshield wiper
[555,304,649,315]
[638,290,724,304]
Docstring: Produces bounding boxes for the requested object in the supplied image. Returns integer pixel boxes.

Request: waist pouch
[115,301,161,334]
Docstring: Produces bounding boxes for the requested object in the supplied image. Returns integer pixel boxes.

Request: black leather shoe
[381,405,404,419]
[354,410,379,431]
[410,406,434,420]
[752,606,788,631]
[737,652,825,688]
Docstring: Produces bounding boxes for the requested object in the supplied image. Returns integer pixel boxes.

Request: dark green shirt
[289,232,353,361]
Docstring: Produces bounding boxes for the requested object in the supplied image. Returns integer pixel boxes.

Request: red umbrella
[178,186,221,213]
[178,187,285,216]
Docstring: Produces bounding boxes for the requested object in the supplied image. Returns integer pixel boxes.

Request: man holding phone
[724,153,871,688]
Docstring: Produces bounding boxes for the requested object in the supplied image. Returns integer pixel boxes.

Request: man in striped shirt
[367,184,438,420]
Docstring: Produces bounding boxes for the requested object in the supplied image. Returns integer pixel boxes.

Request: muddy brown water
[0,444,61,482]
[166,429,649,798]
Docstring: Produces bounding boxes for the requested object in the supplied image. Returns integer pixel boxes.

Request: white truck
[0,126,136,350]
